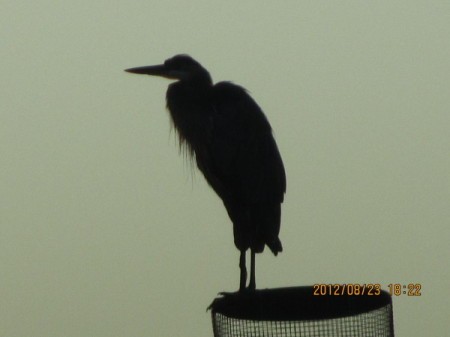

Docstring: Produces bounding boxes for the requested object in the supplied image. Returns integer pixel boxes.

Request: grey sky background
[2,1,449,336]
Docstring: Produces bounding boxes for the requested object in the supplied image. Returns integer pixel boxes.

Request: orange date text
[313,284,382,296]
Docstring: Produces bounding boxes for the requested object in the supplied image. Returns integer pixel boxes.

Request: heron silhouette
[125,55,286,292]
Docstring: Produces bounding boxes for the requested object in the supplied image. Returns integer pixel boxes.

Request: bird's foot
[218,290,239,296]
[207,287,258,311]
[222,287,256,297]
[207,292,236,311]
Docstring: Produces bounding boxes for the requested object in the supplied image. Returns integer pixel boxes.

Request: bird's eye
[165,59,181,70]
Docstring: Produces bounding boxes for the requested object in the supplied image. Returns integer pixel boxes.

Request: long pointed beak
[125,64,170,77]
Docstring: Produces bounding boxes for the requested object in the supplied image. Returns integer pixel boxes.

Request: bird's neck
[168,80,212,102]
[166,80,213,151]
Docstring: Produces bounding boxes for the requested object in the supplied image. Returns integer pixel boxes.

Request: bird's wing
[201,82,286,205]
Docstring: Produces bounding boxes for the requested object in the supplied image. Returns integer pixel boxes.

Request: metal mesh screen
[210,286,394,337]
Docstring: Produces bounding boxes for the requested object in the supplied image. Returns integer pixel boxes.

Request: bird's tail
[228,201,283,256]
[267,237,283,256]
[260,203,282,256]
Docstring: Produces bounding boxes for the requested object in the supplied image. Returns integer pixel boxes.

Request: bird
[125,54,286,292]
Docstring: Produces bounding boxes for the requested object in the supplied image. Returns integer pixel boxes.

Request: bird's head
[125,54,212,84]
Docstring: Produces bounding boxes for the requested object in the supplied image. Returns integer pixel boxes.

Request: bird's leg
[239,250,247,292]
[248,250,256,290]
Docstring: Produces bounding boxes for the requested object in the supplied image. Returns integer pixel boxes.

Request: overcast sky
[2,1,449,336]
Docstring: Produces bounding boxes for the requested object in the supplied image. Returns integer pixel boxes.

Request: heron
[125,55,286,292]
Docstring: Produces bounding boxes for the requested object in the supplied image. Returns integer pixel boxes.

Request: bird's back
[167,81,286,254]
